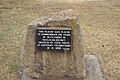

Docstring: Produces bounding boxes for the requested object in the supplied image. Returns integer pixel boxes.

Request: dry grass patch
[0,0,120,80]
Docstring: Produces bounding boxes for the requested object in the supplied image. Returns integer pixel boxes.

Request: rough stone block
[20,9,84,80]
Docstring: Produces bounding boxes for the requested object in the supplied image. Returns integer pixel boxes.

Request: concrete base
[84,54,106,80]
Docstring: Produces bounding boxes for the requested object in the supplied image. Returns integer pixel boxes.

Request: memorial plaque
[36,28,71,51]
[21,10,85,80]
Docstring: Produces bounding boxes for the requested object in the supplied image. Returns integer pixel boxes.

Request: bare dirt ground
[0,0,120,80]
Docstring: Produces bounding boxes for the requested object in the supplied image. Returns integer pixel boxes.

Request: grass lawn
[0,0,120,80]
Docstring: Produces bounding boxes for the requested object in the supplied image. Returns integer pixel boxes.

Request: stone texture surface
[84,54,106,80]
[34,19,85,79]
[20,9,106,80]
[20,9,85,80]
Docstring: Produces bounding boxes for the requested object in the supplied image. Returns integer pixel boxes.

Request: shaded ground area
[0,0,120,80]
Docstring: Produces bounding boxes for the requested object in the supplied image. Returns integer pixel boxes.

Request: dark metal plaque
[36,28,71,51]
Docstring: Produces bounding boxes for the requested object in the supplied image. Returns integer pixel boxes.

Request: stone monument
[20,9,84,80]
[20,9,105,80]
